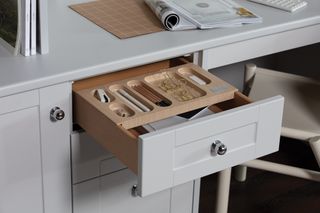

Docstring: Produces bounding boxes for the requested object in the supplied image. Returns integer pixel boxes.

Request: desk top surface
[0,0,320,97]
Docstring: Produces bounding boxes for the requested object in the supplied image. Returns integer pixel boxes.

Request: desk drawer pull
[50,107,65,122]
[211,140,227,156]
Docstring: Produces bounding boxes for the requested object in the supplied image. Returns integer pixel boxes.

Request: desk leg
[215,168,231,213]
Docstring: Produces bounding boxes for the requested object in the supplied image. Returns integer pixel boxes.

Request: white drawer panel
[175,123,257,168]
[139,96,283,196]
[73,169,195,213]
[201,24,320,70]
[100,157,126,175]
[174,145,256,186]
[73,169,170,213]
[173,123,257,185]
[71,132,124,183]
[175,105,259,147]
[0,90,38,115]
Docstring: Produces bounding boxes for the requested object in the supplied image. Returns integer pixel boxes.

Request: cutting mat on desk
[70,0,165,39]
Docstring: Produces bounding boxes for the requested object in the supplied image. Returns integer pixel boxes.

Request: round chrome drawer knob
[50,107,65,122]
[211,140,227,156]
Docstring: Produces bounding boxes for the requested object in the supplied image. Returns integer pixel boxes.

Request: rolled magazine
[144,0,196,30]
[145,0,262,30]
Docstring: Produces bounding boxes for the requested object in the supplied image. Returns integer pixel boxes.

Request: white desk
[0,0,320,97]
[0,1,319,213]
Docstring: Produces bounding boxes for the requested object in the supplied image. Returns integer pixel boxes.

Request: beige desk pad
[70,0,165,39]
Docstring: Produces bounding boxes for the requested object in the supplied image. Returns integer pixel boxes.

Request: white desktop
[0,1,319,213]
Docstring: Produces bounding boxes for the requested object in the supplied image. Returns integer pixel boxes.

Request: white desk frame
[199,24,320,70]
[0,1,320,213]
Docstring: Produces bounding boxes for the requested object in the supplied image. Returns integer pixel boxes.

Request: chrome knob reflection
[50,107,65,122]
[211,140,227,156]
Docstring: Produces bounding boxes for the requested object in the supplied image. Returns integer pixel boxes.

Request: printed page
[166,0,262,29]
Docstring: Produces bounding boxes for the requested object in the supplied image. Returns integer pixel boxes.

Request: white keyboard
[248,0,308,12]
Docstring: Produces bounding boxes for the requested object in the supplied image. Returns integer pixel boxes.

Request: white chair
[215,64,320,213]
[235,64,320,182]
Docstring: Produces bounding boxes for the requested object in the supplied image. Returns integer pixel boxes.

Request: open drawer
[73,59,284,197]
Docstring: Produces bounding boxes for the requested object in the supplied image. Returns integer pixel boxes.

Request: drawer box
[73,60,284,196]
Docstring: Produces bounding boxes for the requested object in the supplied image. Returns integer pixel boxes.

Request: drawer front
[73,61,284,197]
[138,96,284,196]
[200,24,320,70]
[71,132,125,183]
[73,169,170,213]
[73,169,194,213]
[0,90,39,115]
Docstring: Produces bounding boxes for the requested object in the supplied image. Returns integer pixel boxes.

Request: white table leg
[234,165,247,182]
[215,168,231,213]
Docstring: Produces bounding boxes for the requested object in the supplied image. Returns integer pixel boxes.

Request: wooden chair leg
[215,168,232,213]
[234,165,247,182]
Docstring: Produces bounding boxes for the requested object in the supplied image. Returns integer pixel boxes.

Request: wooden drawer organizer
[74,63,237,130]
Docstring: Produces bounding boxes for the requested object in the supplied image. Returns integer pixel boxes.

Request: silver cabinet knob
[131,185,138,197]
[50,107,65,122]
[211,140,227,156]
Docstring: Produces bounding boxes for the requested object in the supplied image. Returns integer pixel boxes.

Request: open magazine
[145,0,262,30]
[0,0,21,55]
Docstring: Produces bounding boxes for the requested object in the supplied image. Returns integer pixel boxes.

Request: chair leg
[215,168,232,213]
[309,136,320,168]
[243,159,320,181]
[243,64,257,95]
[234,165,247,182]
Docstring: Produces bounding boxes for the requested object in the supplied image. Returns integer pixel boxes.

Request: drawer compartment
[73,60,284,196]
